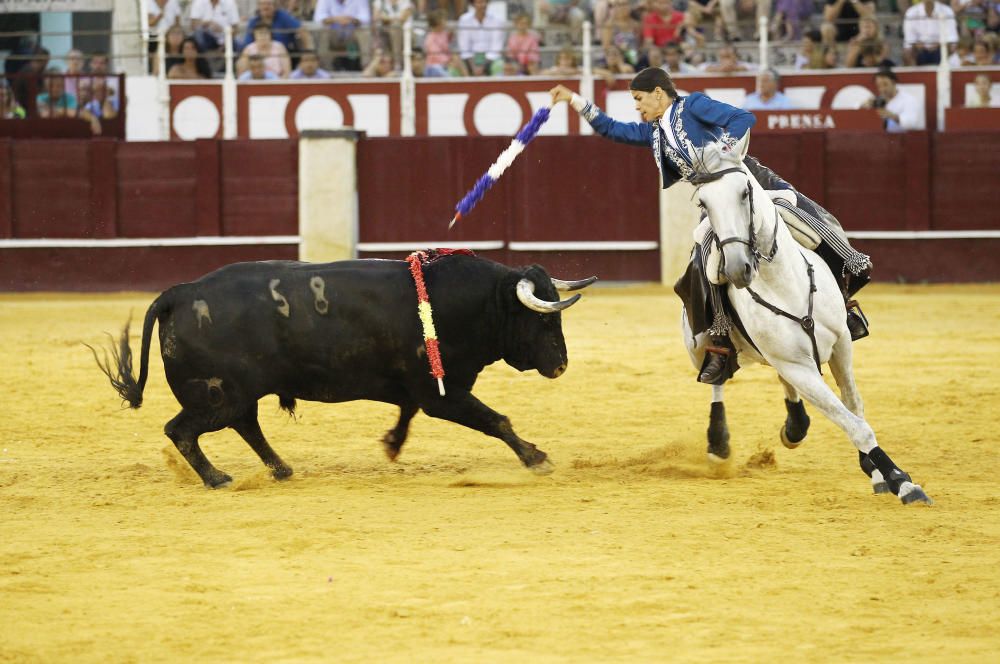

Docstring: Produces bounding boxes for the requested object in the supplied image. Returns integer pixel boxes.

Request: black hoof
[271,465,293,481]
[382,432,403,461]
[707,402,730,461]
[527,458,555,475]
[204,473,233,489]
[782,399,810,447]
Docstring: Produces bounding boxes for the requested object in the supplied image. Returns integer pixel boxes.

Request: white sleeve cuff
[570,93,588,113]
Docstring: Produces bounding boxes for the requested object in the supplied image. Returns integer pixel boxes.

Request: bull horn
[551,276,599,291]
[516,279,581,314]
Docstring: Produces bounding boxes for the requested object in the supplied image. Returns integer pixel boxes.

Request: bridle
[691,167,777,272]
[692,166,822,373]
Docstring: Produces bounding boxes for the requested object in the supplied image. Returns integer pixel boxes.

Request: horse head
[690,143,772,289]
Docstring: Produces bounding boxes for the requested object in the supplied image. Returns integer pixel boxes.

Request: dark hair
[875,67,897,82]
[180,37,214,79]
[630,67,677,97]
[253,22,272,34]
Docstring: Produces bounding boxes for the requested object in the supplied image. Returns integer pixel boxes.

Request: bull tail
[86,295,165,409]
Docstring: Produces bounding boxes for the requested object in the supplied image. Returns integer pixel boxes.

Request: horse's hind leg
[826,334,886,492]
[776,362,931,505]
[165,410,232,488]
[778,376,810,449]
[231,404,293,481]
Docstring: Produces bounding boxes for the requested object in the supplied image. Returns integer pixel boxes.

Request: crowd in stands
[2,0,999,122]
[133,0,1000,80]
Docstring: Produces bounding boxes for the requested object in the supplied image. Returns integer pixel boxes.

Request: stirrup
[846,300,869,341]
[698,345,731,385]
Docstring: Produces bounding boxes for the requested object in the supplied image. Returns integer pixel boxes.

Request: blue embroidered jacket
[579,92,756,189]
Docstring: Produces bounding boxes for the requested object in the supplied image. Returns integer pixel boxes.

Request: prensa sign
[767,113,837,130]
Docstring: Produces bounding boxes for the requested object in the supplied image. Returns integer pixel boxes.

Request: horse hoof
[779,426,803,450]
[528,458,555,476]
[899,482,933,505]
[271,465,293,481]
[382,432,402,461]
[204,473,233,489]
[706,451,729,464]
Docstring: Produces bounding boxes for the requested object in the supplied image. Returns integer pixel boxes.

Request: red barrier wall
[1,132,998,291]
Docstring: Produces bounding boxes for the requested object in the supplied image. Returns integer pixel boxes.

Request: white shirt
[885,89,924,132]
[190,0,241,41]
[147,0,183,33]
[373,0,412,19]
[903,2,958,49]
[314,0,372,25]
[457,9,505,61]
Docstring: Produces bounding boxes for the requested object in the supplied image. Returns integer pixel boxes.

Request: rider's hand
[549,84,574,106]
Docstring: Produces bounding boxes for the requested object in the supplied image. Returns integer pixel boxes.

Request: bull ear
[551,276,598,292]
[516,279,580,314]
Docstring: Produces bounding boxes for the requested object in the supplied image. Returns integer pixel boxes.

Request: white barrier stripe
[0,236,300,249]
[846,231,1000,240]
[509,241,660,251]
[358,241,505,251]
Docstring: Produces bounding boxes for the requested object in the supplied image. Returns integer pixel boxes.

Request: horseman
[549,68,872,385]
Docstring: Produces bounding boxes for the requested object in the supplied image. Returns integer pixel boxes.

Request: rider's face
[631,87,669,122]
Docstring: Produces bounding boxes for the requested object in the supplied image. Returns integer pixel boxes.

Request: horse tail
[86,294,168,410]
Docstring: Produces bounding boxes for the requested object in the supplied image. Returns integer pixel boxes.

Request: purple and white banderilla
[449,106,552,230]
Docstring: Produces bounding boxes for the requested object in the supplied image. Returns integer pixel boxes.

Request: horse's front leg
[682,310,730,463]
[774,362,932,505]
[778,375,810,449]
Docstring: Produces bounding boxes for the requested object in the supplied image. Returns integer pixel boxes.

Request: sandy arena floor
[1,283,999,663]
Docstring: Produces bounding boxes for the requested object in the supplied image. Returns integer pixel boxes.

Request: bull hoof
[779,426,804,450]
[382,432,403,462]
[528,458,555,476]
[204,472,233,489]
[898,482,933,505]
[271,465,293,481]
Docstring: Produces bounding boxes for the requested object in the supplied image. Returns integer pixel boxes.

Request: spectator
[903,0,959,65]
[148,0,184,72]
[457,0,505,72]
[168,37,215,79]
[701,44,753,73]
[76,77,94,111]
[970,36,998,63]
[988,2,1000,33]
[685,0,724,43]
[856,42,896,67]
[246,0,313,53]
[88,52,118,95]
[492,56,524,76]
[290,49,332,78]
[772,0,813,41]
[374,0,414,64]
[154,24,187,77]
[63,49,86,100]
[861,68,924,132]
[190,0,242,53]
[423,9,453,68]
[663,41,698,72]
[821,0,875,46]
[845,16,889,66]
[240,53,280,79]
[794,29,824,69]
[4,41,49,112]
[410,48,449,77]
[742,68,796,109]
[720,0,773,41]
[602,0,642,65]
[953,0,989,38]
[446,53,471,76]
[643,0,685,48]
[595,44,636,82]
[36,69,76,118]
[80,76,119,120]
[538,1,590,43]
[819,44,842,67]
[314,0,371,71]
[416,0,464,20]
[0,80,26,119]
[639,44,667,69]
[967,72,997,106]
[949,35,975,65]
[544,46,582,75]
[238,24,292,78]
[362,47,397,76]
[507,12,542,74]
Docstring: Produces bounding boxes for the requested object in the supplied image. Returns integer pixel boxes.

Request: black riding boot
[698,336,735,385]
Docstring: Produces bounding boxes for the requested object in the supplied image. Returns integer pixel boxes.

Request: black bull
[91,255,596,488]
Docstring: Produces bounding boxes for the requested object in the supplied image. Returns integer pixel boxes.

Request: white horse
[681,146,932,505]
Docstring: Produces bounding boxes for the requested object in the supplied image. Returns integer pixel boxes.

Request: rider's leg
[698,283,737,385]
